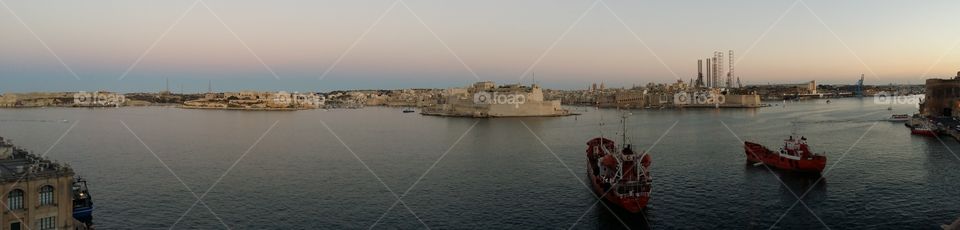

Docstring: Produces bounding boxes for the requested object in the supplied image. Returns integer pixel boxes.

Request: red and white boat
[911,126,938,137]
[743,136,827,173]
[585,117,652,213]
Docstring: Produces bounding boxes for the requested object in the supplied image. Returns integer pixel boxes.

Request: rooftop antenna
[532,72,536,85]
[165,78,170,92]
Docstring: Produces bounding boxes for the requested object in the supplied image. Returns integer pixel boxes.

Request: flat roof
[0,138,73,182]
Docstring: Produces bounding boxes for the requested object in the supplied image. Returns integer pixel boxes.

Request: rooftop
[0,136,73,182]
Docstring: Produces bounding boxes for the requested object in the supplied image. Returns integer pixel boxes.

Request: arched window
[7,189,24,210]
[39,185,55,206]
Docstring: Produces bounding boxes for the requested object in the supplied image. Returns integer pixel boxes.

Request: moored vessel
[888,114,910,122]
[743,136,827,173]
[910,125,937,136]
[73,177,94,225]
[585,114,652,213]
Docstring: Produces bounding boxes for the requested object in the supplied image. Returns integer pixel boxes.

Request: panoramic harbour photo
[1,1,959,229]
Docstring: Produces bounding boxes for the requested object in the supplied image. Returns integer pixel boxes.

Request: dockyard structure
[920,71,960,117]
[424,81,570,117]
[0,137,76,230]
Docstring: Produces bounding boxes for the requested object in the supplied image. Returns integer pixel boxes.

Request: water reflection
[777,172,828,204]
[742,164,828,204]
[594,202,651,230]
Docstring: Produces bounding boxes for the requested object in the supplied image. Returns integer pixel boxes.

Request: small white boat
[888,114,910,122]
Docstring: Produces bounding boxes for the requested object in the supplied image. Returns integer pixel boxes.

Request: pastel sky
[2,0,960,92]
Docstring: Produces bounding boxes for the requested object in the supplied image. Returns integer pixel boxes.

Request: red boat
[743,136,827,173]
[909,123,938,137]
[586,137,652,213]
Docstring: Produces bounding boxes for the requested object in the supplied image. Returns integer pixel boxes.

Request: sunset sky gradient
[2,0,960,92]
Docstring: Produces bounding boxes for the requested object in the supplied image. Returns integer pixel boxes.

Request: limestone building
[0,137,76,230]
[424,81,570,117]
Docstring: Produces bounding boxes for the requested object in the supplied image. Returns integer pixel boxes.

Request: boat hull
[586,137,651,213]
[910,128,937,137]
[743,142,826,173]
[588,174,649,213]
[74,206,93,223]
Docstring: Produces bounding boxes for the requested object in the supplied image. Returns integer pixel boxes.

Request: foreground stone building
[0,137,76,230]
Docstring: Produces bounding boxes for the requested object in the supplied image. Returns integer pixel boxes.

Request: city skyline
[3,0,960,92]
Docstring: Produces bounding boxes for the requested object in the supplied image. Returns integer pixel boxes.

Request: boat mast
[598,102,605,153]
[620,108,632,148]
[621,112,628,147]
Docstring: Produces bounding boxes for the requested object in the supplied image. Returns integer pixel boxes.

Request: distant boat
[888,114,910,122]
[743,136,827,173]
[825,100,831,104]
[402,108,416,113]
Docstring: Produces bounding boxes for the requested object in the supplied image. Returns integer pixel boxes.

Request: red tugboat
[585,115,652,213]
[743,136,827,173]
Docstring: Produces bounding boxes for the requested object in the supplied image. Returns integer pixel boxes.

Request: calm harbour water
[0,97,957,229]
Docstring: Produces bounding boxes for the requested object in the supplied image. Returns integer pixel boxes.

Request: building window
[38,216,55,230]
[39,185,55,206]
[7,189,24,210]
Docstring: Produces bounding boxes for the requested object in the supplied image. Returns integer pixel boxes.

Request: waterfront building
[0,137,76,230]
[613,91,646,108]
[920,71,960,117]
[743,81,818,100]
[269,91,324,109]
[423,81,570,117]
[184,91,323,110]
